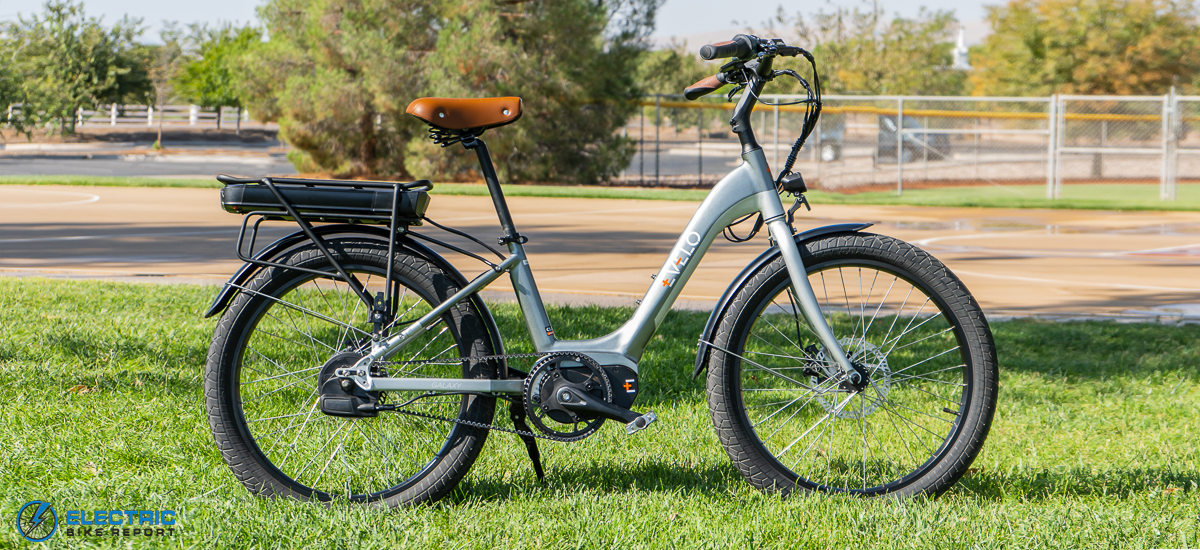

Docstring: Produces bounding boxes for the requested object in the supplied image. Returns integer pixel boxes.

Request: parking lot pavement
[2,184,1198,320]
[0,153,295,178]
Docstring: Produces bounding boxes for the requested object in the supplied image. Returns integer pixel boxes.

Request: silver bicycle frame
[350,148,856,394]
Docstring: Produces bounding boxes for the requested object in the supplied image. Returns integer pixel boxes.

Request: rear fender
[690,223,873,381]
[204,224,394,318]
[203,224,508,369]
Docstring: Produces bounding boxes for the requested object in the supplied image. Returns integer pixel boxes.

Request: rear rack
[216,174,434,309]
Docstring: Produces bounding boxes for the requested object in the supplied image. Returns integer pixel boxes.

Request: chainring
[523,352,612,442]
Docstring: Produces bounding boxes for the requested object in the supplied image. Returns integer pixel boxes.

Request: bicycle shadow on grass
[455,461,1199,503]
[949,466,1199,501]
[452,460,744,502]
[0,330,208,397]
[993,318,1200,381]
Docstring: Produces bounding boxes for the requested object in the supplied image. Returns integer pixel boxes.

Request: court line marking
[914,233,1036,247]
[0,206,695,244]
[954,270,1200,292]
[1114,243,1200,255]
[917,232,1200,259]
[0,189,100,207]
[433,203,696,223]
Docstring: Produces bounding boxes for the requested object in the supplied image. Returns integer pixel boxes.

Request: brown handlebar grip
[684,75,724,101]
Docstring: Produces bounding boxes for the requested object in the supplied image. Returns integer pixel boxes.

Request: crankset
[523,352,657,441]
[523,352,612,441]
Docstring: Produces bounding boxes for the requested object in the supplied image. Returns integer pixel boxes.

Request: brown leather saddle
[406,97,523,132]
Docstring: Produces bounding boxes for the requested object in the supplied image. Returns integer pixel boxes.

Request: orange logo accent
[662,278,670,286]
[623,381,633,391]
[675,257,682,265]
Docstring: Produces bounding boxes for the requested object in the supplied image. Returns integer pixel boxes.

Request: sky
[1,0,998,44]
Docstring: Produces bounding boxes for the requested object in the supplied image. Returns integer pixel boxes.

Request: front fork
[764,217,858,380]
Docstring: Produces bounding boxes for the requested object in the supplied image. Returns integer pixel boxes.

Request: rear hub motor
[318,352,380,418]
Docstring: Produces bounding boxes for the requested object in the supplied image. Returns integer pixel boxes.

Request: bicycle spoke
[726,251,993,496]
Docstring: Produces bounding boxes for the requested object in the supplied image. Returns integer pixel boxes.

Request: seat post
[465,138,521,242]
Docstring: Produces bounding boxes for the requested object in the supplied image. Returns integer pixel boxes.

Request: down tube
[543,154,781,365]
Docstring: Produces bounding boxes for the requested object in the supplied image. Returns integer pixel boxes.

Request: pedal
[624,411,657,435]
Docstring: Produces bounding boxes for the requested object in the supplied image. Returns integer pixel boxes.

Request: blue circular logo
[15,501,57,542]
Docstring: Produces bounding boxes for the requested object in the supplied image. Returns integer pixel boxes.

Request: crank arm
[556,386,651,429]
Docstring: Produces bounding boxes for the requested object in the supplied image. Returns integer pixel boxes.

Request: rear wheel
[205,238,497,507]
[706,232,997,497]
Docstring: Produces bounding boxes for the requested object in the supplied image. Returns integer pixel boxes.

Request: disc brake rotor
[812,337,891,419]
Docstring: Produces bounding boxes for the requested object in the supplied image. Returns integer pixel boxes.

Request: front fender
[690,222,873,381]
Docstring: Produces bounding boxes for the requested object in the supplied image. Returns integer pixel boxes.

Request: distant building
[952,28,971,71]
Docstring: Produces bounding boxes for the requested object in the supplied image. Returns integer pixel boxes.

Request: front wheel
[706,232,997,497]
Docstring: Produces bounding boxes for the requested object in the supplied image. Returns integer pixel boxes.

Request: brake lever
[786,194,811,225]
[726,83,745,103]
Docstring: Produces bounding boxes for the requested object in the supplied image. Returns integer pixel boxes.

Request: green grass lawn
[1,277,1196,548]
[4,175,1200,211]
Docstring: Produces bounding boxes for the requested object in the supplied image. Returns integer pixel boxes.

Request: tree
[238,0,442,178]
[782,6,966,96]
[176,23,259,131]
[239,0,660,182]
[3,0,143,136]
[0,51,24,137]
[147,24,185,148]
[635,43,714,96]
[971,0,1200,96]
[409,0,659,183]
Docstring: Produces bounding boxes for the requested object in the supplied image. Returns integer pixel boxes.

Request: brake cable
[772,50,823,185]
[722,49,823,244]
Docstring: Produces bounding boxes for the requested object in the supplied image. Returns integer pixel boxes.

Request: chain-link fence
[1172,95,1200,196]
[1054,95,1168,201]
[619,92,1195,202]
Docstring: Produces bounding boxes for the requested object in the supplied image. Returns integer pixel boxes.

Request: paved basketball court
[1,184,1198,320]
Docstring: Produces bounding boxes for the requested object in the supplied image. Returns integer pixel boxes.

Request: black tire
[205,238,496,507]
[706,232,997,497]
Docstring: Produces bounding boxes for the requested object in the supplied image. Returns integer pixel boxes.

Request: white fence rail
[6,104,270,130]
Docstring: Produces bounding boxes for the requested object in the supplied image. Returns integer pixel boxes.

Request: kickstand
[508,400,545,481]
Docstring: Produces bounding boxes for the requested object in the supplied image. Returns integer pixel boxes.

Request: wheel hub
[318,352,380,418]
[811,337,892,419]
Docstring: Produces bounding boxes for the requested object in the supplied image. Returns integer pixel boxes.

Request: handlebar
[679,35,823,176]
[683,73,728,100]
[684,36,811,100]
[699,34,756,60]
